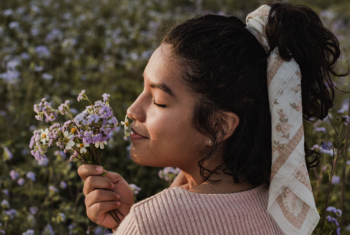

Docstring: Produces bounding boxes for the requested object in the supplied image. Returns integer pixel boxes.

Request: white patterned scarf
[245,5,320,235]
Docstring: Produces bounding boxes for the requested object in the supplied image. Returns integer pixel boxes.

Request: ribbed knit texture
[114,185,284,235]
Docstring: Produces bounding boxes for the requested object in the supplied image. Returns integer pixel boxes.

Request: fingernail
[116,201,120,205]
[96,166,104,172]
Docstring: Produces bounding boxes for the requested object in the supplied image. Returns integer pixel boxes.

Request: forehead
[143,44,182,87]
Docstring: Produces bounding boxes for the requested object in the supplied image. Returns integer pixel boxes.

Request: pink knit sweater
[114,185,284,235]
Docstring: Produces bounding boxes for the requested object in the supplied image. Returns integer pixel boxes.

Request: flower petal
[95,142,99,148]
[100,143,104,149]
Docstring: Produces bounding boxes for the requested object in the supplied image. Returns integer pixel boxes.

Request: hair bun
[266,2,349,120]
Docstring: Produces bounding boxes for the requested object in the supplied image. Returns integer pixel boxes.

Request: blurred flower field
[0,0,350,234]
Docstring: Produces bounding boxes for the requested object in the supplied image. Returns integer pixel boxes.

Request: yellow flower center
[125,121,129,127]
[71,128,77,134]
[80,143,84,148]
[42,134,46,138]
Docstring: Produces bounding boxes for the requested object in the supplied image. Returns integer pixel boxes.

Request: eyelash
[153,98,166,108]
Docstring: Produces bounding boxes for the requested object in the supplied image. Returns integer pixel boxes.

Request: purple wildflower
[42,224,54,235]
[35,45,50,58]
[22,229,34,235]
[30,207,38,215]
[42,73,53,80]
[49,186,58,192]
[102,93,110,102]
[338,109,344,114]
[326,206,337,214]
[341,115,350,125]
[60,181,67,189]
[2,189,9,196]
[4,147,13,160]
[38,158,49,166]
[321,141,332,150]
[4,209,17,219]
[17,178,25,186]
[10,170,19,180]
[129,184,141,194]
[1,199,10,208]
[332,176,340,185]
[314,127,326,132]
[59,213,65,221]
[77,90,85,101]
[26,172,36,181]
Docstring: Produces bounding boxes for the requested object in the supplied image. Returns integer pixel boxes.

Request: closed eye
[153,99,166,108]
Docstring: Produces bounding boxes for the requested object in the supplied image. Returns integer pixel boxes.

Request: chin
[130,151,166,168]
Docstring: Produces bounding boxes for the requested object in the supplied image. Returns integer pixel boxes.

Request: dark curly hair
[162,2,349,186]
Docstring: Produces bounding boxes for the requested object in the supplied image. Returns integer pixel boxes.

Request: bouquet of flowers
[29,90,129,225]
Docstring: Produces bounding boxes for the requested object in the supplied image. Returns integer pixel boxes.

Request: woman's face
[126,44,208,171]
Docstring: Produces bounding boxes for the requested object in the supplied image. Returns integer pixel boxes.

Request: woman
[78,2,348,234]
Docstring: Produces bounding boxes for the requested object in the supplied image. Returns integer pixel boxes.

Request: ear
[217,111,239,142]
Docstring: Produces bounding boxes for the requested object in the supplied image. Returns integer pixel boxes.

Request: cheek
[130,108,204,167]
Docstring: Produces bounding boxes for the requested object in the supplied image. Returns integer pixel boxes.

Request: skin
[78,43,255,230]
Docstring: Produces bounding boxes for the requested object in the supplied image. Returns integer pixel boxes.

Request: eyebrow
[143,73,176,98]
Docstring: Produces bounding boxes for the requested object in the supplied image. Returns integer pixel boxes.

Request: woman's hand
[169,170,189,189]
[78,164,135,229]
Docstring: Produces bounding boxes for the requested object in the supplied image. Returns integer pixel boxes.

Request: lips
[130,127,148,140]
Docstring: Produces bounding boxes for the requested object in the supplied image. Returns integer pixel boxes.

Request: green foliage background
[0,0,349,234]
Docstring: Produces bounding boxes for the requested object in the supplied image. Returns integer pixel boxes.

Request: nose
[126,92,146,123]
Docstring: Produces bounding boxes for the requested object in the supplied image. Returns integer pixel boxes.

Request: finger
[83,176,114,195]
[104,171,124,185]
[78,164,105,181]
[85,189,120,208]
[87,201,120,223]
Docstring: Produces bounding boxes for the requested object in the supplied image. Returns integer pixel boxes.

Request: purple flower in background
[34,66,44,72]
[1,199,10,208]
[21,52,30,60]
[0,229,5,234]
[22,229,34,235]
[94,227,105,235]
[35,46,50,58]
[46,29,63,42]
[4,209,17,219]
[60,181,67,189]
[347,160,350,165]
[3,9,13,16]
[341,115,350,125]
[54,150,66,159]
[42,73,53,80]
[77,90,85,101]
[10,170,19,180]
[346,225,350,231]
[129,184,141,194]
[38,158,49,166]
[49,186,58,192]
[26,172,36,181]
[102,93,110,102]
[17,178,25,186]
[0,70,20,81]
[2,189,9,196]
[9,22,19,29]
[321,141,332,151]
[30,206,38,215]
[332,176,340,185]
[4,147,13,160]
[336,227,340,235]
[59,213,65,221]
[42,224,54,235]
[338,109,344,114]
[314,127,326,132]
[326,206,337,214]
